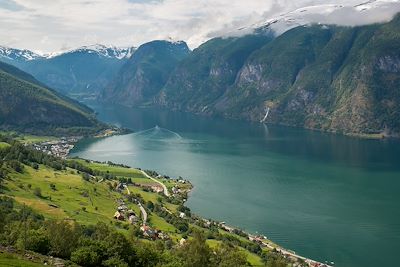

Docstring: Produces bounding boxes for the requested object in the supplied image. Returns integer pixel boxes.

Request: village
[32,137,80,159]
[109,169,332,267]
[110,173,192,242]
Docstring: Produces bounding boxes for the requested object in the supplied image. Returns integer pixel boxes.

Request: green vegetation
[102,40,190,106]
[157,15,400,137]
[161,34,272,111]
[71,158,145,178]
[230,17,400,136]
[0,251,48,267]
[0,135,296,266]
[0,61,105,136]
[0,46,132,96]
[0,142,10,150]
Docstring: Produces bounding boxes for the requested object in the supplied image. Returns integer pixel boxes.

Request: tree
[8,160,23,173]
[49,183,56,191]
[211,243,248,267]
[17,228,50,255]
[135,242,162,267]
[146,201,154,211]
[102,256,129,267]
[33,187,42,198]
[71,246,102,267]
[176,230,211,267]
[46,220,80,258]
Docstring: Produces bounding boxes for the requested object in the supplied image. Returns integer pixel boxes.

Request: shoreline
[74,156,333,267]
[34,130,334,267]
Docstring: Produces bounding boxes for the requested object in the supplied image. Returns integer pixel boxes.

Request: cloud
[0,0,25,11]
[0,0,399,53]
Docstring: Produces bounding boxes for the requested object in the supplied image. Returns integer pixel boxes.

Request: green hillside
[157,14,400,137]
[101,40,190,106]
[0,136,296,267]
[159,34,272,113]
[0,62,102,136]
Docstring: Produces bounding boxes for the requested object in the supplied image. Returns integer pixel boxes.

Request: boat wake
[132,125,183,141]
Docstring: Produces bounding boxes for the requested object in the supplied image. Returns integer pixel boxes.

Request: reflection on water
[71,103,400,267]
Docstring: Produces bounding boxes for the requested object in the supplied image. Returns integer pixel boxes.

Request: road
[123,184,130,195]
[258,239,332,267]
[138,202,147,224]
[140,170,170,197]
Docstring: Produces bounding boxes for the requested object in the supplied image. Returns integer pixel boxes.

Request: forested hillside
[157,14,400,137]
[0,136,293,267]
[101,40,190,106]
[0,62,102,136]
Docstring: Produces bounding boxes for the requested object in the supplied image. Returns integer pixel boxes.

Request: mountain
[0,61,102,135]
[0,45,135,96]
[158,14,400,137]
[0,46,43,63]
[239,0,400,36]
[157,34,273,113]
[101,40,190,106]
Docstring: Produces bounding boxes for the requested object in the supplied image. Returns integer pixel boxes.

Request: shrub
[33,187,42,198]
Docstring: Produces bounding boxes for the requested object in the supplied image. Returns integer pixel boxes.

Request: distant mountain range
[2,3,400,138]
[0,44,135,96]
[101,40,190,106]
[238,0,400,36]
[103,14,400,137]
[0,61,102,136]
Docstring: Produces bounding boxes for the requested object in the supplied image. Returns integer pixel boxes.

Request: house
[128,215,138,224]
[202,219,211,228]
[151,185,163,193]
[179,238,186,246]
[114,211,125,221]
[140,225,156,238]
[179,212,186,218]
[171,186,179,194]
[157,231,169,240]
[115,183,125,191]
[118,205,128,211]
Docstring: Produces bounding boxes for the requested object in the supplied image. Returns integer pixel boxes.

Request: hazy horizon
[1,0,400,54]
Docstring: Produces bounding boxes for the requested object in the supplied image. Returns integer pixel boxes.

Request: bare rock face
[101,40,190,106]
[236,64,263,85]
[377,55,400,73]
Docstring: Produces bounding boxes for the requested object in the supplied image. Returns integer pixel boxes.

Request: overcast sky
[1,0,400,53]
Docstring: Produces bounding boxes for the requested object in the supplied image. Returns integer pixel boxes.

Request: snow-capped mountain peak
[0,45,44,61]
[46,44,136,59]
[239,0,400,36]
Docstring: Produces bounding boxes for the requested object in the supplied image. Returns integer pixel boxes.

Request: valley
[0,135,307,267]
[1,1,400,266]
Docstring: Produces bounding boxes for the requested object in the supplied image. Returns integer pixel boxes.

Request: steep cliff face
[159,14,400,136]
[159,35,273,114]
[102,40,190,106]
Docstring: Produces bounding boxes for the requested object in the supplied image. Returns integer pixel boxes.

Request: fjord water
[71,104,400,267]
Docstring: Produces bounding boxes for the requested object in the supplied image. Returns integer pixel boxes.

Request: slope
[0,62,101,135]
[101,40,190,106]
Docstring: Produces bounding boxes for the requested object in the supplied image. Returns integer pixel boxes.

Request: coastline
[28,130,334,267]
[73,156,333,267]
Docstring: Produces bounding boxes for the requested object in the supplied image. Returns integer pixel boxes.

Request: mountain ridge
[101,40,190,106]
[0,61,102,136]
[0,44,136,96]
[157,14,400,137]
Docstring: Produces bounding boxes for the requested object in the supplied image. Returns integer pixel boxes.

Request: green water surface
[71,104,400,267]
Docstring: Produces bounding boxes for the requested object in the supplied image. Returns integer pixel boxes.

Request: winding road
[140,170,170,197]
[138,202,147,224]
